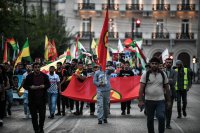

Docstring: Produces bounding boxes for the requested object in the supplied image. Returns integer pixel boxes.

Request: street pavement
[0,84,200,133]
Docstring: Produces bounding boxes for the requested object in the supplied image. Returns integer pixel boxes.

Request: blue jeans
[6,89,13,112]
[23,93,29,115]
[97,90,110,121]
[177,90,187,115]
[145,100,165,133]
[6,89,13,104]
[47,92,58,115]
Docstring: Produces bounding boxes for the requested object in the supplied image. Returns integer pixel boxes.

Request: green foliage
[0,0,76,61]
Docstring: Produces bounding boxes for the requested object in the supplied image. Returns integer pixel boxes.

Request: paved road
[1,84,200,133]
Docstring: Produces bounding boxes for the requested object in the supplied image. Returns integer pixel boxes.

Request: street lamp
[193,56,196,82]
[169,54,173,59]
[193,56,196,64]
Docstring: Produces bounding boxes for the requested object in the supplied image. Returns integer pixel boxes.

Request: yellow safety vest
[175,68,188,90]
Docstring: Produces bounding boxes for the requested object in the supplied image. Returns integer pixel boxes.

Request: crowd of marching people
[0,56,192,133]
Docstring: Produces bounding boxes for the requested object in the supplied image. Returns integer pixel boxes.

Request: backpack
[143,70,166,98]
[145,70,165,87]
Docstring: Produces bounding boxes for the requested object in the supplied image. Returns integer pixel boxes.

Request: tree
[26,6,76,59]
[0,0,76,62]
[0,0,24,61]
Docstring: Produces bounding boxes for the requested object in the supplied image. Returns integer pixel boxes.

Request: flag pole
[89,17,92,53]
[1,35,4,52]
[104,0,110,77]
[108,0,110,9]
[118,52,120,62]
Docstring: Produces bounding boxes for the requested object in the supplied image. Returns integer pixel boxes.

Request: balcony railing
[78,31,95,38]
[78,3,95,10]
[152,4,170,11]
[152,32,169,39]
[58,0,65,3]
[108,32,119,38]
[126,4,143,11]
[125,32,143,38]
[102,4,119,11]
[177,4,195,11]
[176,33,194,39]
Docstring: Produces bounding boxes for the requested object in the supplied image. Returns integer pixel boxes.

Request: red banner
[62,75,141,103]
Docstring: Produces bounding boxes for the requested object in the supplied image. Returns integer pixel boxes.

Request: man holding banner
[119,61,134,115]
[73,61,87,115]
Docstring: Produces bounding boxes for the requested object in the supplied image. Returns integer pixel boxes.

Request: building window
[181,19,189,33]
[109,18,115,32]
[110,0,115,4]
[82,18,91,32]
[157,0,164,4]
[109,18,118,38]
[132,0,139,4]
[182,0,190,4]
[58,0,65,3]
[83,0,90,3]
[156,19,164,33]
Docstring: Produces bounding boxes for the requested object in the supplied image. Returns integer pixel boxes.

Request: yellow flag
[91,38,98,56]
[44,36,49,61]
[40,57,66,74]
[107,48,112,61]
[18,87,25,97]
[14,39,31,67]
[91,38,96,49]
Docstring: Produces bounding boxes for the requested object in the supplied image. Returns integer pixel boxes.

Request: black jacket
[23,72,50,104]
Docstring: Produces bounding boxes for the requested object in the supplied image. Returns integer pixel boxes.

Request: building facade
[28,0,199,71]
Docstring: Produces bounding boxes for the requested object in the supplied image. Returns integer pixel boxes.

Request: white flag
[70,44,76,59]
[162,48,169,63]
[118,39,124,53]
[78,41,87,52]
[110,47,118,53]
[135,39,143,49]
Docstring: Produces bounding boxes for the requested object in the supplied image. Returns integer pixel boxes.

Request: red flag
[51,39,58,61]
[98,9,109,71]
[62,75,140,103]
[7,38,17,50]
[124,38,133,46]
[48,40,57,61]
[3,41,8,63]
[75,35,80,59]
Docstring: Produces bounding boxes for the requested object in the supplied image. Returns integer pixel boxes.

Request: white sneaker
[26,114,29,119]
[0,119,3,126]
[67,109,72,113]
[70,109,74,113]
[23,115,27,119]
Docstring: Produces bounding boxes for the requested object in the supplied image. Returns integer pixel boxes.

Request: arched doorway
[177,52,190,68]
[153,52,162,62]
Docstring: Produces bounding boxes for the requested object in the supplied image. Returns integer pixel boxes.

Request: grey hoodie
[93,70,111,92]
